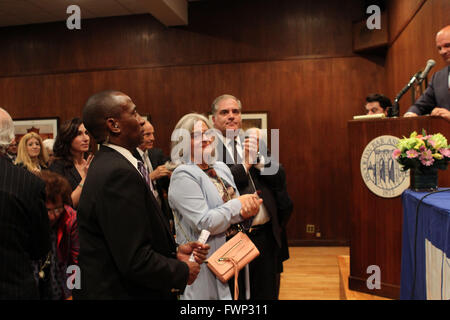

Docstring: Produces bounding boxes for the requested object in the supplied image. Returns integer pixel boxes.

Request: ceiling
[0,0,200,27]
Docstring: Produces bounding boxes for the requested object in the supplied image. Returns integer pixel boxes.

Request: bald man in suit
[74,91,208,299]
[405,25,450,121]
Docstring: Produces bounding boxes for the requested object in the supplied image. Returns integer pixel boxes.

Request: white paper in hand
[189,229,210,262]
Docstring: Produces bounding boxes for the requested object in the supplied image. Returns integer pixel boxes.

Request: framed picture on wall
[208,112,268,131]
[240,112,268,131]
[13,117,59,142]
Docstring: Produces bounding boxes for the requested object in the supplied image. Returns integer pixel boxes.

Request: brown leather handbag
[206,231,260,299]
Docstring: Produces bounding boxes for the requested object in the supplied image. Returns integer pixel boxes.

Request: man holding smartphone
[211,94,288,300]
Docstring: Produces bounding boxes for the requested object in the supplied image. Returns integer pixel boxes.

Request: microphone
[391,59,436,117]
[417,59,436,83]
[391,71,421,117]
[395,72,420,100]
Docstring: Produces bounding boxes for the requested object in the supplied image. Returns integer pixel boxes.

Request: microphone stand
[391,71,421,117]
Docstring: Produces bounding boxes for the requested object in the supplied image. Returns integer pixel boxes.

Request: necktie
[137,161,151,188]
[143,152,161,203]
[232,139,238,164]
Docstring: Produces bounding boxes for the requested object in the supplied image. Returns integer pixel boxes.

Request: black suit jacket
[49,159,82,192]
[148,148,170,191]
[132,148,173,224]
[0,155,50,299]
[221,137,293,274]
[230,163,283,247]
[407,66,450,115]
[217,138,284,248]
[258,164,293,264]
[73,146,188,300]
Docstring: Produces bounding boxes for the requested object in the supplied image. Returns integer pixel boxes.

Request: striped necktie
[137,161,151,187]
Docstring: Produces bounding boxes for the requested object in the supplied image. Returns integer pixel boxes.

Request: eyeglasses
[191,131,215,141]
[47,206,64,215]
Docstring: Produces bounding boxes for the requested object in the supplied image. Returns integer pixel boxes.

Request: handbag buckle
[217,240,242,263]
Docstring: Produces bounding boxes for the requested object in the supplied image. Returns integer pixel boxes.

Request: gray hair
[211,94,242,115]
[173,113,212,134]
[167,113,215,170]
[0,108,15,153]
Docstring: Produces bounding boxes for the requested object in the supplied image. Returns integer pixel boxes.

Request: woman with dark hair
[49,118,93,208]
[34,170,79,300]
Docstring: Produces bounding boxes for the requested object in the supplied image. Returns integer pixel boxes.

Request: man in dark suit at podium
[404,25,450,121]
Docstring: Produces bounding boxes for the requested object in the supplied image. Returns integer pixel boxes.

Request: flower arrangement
[392,130,450,172]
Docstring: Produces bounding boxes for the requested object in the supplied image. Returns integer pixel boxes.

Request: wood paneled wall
[1,0,390,245]
[386,0,450,112]
[387,0,426,44]
[0,0,364,77]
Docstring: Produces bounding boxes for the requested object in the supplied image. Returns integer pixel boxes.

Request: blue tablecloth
[400,189,450,300]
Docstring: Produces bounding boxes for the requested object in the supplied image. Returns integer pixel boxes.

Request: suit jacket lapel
[148,149,158,170]
[131,148,144,163]
[106,146,174,243]
[434,67,450,106]
[219,137,237,165]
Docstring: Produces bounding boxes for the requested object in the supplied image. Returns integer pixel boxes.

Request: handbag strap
[248,172,257,193]
[175,208,241,300]
[172,211,192,243]
[221,257,239,300]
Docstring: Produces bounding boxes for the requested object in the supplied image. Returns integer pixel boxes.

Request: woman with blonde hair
[15,132,49,174]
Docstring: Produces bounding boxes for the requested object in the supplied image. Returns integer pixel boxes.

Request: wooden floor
[279,247,390,300]
[336,255,390,300]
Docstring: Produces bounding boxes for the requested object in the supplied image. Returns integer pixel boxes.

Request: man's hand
[184,261,200,285]
[149,165,171,181]
[431,107,450,121]
[404,112,419,117]
[177,242,210,285]
[243,134,259,170]
[177,242,210,264]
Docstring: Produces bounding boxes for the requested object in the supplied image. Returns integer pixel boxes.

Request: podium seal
[360,135,409,198]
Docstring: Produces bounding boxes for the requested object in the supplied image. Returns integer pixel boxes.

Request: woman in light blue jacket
[168,113,260,300]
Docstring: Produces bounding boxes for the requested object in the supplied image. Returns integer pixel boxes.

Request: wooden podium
[347,116,450,299]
